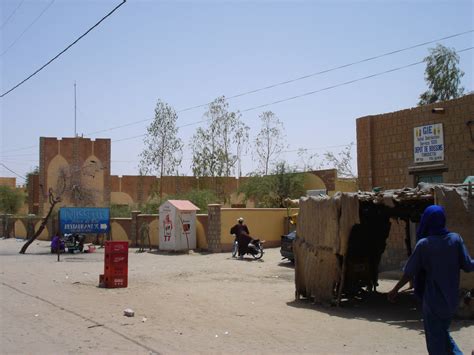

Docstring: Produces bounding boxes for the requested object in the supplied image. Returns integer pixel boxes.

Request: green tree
[255,111,286,175]
[140,99,183,201]
[321,143,356,178]
[0,186,24,214]
[191,96,248,178]
[296,148,322,172]
[239,162,305,208]
[110,204,132,218]
[296,143,356,178]
[419,44,465,105]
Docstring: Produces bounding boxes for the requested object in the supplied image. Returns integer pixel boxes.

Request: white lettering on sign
[413,123,444,163]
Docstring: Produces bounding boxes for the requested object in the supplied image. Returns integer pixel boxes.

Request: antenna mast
[74,81,77,137]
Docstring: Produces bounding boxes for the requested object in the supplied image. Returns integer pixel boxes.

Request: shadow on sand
[287,290,473,332]
[144,249,210,257]
[277,260,295,269]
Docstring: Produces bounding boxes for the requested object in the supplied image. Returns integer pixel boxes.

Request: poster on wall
[160,204,174,244]
[413,123,444,163]
[178,212,193,250]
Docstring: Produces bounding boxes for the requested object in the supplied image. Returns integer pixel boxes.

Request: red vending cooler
[100,241,129,288]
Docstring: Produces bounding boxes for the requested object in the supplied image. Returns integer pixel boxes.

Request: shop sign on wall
[413,123,444,163]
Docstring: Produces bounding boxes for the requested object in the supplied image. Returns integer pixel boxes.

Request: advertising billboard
[59,207,110,234]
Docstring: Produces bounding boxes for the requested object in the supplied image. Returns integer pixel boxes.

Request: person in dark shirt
[230,217,251,259]
[388,205,474,354]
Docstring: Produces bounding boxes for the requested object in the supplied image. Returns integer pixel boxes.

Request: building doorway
[415,173,443,184]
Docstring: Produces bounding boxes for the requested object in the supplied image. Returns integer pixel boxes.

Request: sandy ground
[0,238,472,355]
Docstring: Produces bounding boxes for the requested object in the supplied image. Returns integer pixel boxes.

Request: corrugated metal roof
[167,200,200,211]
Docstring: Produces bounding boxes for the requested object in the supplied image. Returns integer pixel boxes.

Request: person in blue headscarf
[388,205,474,355]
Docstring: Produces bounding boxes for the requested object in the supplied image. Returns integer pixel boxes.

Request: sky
[1,0,473,185]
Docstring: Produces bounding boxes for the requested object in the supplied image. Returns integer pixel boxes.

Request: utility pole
[74,81,77,137]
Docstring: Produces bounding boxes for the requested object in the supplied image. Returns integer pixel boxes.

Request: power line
[281,144,350,154]
[86,30,473,136]
[0,163,27,180]
[172,143,353,162]
[1,159,39,163]
[107,46,473,143]
[1,0,56,57]
[113,133,146,143]
[227,30,473,102]
[0,0,25,30]
[0,0,127,98]
[110,117,212,142]
[90,117,210,137]
[4,45,473,152]
[241,47,473,112]
[0,152,38,157]
[0,145,37,154]
[177,30,474,113]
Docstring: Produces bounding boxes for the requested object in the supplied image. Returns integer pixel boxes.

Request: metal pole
[74,81,77,137]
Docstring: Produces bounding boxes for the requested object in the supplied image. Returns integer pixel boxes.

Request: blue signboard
[59,207,110,234]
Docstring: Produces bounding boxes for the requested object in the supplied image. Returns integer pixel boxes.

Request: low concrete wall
[3,207,292,253]
[219,207,298,251]
[1,215,48,240]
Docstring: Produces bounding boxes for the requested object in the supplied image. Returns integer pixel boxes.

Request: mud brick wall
[38,137,111,215]
[357,94,474,191]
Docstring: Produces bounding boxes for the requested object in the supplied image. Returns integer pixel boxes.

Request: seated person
[230,217,252,258]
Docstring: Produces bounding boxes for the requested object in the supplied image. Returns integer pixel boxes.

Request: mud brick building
[356,94,474,270]
[33,137,111,215]
[357,94,473,190]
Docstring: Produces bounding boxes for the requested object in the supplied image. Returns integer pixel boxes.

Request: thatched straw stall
[294,183,473,305]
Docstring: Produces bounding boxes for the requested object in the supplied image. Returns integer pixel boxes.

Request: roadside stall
[294,183,473,310]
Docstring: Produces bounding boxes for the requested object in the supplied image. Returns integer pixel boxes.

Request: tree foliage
[296,148,322,172]
[140,100,183,199]
[255,111,286,175]
[191,96,248,178]
[239,162,305,208]
[295,143,356,179]
[419,44,465,105]
[0,186,24,214]
[110,204,132,218]
[321,143,356,178]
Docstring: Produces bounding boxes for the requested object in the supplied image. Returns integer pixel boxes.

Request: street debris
[123,308,135,317]
[87,324,104,329]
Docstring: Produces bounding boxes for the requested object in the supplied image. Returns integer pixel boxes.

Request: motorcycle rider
[230,217,252,259]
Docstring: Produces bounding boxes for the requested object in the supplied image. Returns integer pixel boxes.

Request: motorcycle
[231,234,264,260]
[63,233,85,253]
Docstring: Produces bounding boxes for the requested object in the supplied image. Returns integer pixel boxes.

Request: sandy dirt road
[1,239,472,354]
